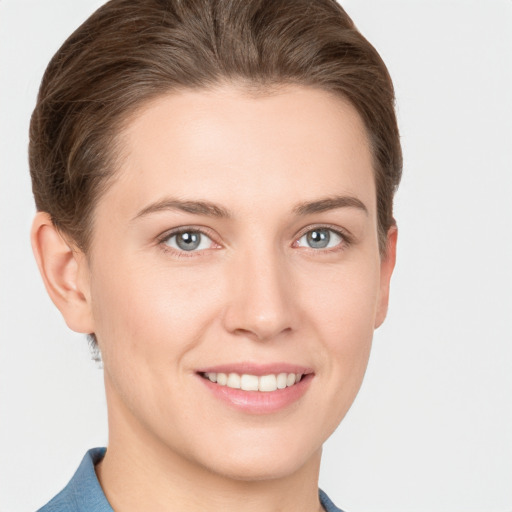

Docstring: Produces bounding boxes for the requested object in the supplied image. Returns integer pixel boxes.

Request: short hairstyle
[29,0,402,255]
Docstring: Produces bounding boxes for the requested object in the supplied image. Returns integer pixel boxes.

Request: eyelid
[294,224,354,246]
[157,225,221,254]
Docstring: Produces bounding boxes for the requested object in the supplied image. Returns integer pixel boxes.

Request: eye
[163,230,214,252]
[296,228,344,250]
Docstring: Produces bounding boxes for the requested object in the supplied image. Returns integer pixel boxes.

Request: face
[79,85,395,481]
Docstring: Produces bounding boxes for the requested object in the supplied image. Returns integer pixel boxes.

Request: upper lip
[195,362,313,376]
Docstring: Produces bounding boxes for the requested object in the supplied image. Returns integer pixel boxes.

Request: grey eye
[165,231,212,251]
[297,228,343,249]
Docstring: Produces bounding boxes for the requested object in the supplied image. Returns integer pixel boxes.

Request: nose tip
[222,255,296,342]
[230,311,293,342]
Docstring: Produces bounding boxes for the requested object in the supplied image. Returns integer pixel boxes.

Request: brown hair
[29,0,402,255]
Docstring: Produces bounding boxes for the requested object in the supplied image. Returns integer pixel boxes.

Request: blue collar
[38,447,343,512]
[38,448,112,512]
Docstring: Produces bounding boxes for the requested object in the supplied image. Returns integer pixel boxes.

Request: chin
[192,433,323,482]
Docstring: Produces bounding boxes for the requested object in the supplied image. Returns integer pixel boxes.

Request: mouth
[196,365,313,413]
[199,371,305,392]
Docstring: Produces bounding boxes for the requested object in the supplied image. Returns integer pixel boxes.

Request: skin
[32,84,397,512]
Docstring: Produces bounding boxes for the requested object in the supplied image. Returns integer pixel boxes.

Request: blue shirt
[38,447,344,512]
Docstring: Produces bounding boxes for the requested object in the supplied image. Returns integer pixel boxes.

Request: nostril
[221,265,297,340]
[231,325,292,342]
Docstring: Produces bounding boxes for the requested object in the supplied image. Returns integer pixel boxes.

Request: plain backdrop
[1,1,511,511]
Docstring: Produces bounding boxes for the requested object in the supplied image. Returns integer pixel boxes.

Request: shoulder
[319,488,347,512]
[37,448,112,512]
[37,491,74,512]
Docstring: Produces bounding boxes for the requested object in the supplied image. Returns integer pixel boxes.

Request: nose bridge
[223,239,296,341]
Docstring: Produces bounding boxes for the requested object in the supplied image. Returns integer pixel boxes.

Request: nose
[222,247,297,342]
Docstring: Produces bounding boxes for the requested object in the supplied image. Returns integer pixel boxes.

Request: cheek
[88,257,228,438]
[297,255,380,385]
[89,256,223,366]
[301,255,380,335]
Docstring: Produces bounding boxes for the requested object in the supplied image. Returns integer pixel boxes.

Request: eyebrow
[132,194,367,221]
[133,198,231,220]
[293,195,368,216]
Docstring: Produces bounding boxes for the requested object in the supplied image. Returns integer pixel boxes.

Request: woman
[29,0,401,510]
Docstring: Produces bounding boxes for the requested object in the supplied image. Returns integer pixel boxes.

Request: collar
[38,448,112,512]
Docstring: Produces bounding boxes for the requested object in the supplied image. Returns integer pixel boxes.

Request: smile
[196,364,313,413]
[201,372,303,392]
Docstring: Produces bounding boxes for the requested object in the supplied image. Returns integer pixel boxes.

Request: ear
[374,225,398,329]
[31,212,95,334]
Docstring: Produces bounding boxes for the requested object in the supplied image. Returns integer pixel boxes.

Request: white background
[0,1,511,511]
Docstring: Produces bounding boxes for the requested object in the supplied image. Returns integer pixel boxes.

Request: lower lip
[198,374,313,414]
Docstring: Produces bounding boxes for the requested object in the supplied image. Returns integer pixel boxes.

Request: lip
[195,363,314,414]
[196,362,313,376]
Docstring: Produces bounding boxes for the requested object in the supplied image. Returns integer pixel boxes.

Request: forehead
[103,84,376,219]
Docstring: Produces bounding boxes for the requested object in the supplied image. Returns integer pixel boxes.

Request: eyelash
[294,225,352,253]
[157,225,352,257]
[157,226,218,258]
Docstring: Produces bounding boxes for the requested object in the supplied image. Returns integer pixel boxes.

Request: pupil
[177,232,200,251]
[307,229,330,248]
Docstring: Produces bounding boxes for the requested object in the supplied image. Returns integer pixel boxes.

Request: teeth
[259,374,277,392]
[276,373,287,389]
[240,374,259,391]
[204,372,304,392]
[227,373,241,389]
